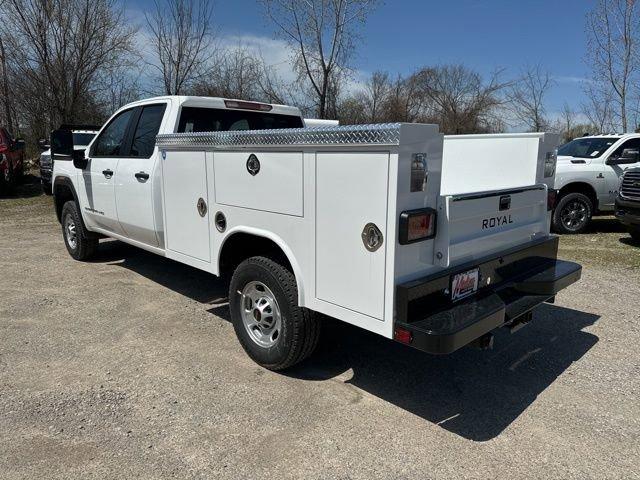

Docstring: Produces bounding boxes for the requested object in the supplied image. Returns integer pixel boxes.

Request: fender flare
[218,226,307,305]
[53,176,84,225]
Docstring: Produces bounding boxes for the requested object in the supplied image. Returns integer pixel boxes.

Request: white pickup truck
[553,134,640,233]
[51,96,581,370]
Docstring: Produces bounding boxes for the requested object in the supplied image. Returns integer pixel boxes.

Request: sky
[130,0,596,119]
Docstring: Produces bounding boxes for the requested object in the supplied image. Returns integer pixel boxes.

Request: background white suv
[553,133,640,233]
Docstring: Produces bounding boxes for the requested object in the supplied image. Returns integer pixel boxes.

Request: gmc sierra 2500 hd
[51,96,581,370]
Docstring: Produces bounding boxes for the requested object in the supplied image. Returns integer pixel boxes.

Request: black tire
[42,181,53,195]
[552,192,593,234]
[61,200,98,261]
[630,228,640,243]
[229,256,320,371]
[0,161,14,194]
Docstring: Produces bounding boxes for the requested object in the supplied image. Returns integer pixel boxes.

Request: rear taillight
[224,100,273,112]
[547,189,557,211]
[394,327,413,344]
[544,150,557,178]
[399,208,437,244]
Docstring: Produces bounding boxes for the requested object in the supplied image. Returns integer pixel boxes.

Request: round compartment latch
[215,211,227,232]
[361,223,383,252]
[197,198,207,217]
[246,154,260,176]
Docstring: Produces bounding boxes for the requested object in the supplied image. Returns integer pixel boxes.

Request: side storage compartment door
[315,152,389,320]
[162,150,211,263]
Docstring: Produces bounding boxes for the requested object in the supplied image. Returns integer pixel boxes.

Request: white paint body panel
[315,152,389,320]
[442,133,559,195]
[214,151,304,216]
[162,151,211,263]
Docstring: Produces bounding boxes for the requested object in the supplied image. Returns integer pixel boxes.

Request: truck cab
[553,133,640,233]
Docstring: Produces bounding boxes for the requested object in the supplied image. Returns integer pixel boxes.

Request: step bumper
[394,237,582,354]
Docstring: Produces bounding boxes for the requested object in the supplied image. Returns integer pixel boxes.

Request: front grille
[620,171,640,200]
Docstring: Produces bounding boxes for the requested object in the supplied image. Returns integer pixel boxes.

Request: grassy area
[558,217,640,269]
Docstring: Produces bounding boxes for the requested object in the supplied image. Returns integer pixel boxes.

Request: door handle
[102,169,113,178]
[135,171,149,181]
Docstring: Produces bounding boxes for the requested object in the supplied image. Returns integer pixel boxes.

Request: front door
[114,103,167,246]
[78,108,136,234]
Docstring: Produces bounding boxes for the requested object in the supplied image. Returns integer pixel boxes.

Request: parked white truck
[51,96,581,370]
[552,134,640,233]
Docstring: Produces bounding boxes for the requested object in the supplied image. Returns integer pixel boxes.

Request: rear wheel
[61,201,98,260]
[0,161,14,193]
[229,256,320,370]
[552,193,593,234]
[630,228,640,243]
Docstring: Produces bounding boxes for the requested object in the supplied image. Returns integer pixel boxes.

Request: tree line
[0,0,639,156]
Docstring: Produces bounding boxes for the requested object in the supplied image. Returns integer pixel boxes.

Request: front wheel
[229,256,320,371]
[61,201,98,260]
[552,193,593,234]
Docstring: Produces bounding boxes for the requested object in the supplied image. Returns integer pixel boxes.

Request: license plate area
[451,267,479,302]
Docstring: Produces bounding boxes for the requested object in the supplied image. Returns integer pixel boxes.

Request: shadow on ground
[0,174,44,199]
[584,216,626,234]
[93,239,600,442]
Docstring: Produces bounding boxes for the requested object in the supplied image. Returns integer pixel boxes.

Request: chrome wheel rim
[560,200,588,230]
[239,281,282,348]
[64,216,78,250]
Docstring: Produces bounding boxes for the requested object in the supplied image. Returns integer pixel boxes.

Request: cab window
[92,109,135,157]
[129,104,167,158]
[609,138,640,159]
[177,107,303,133]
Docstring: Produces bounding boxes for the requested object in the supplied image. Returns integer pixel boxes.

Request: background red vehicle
[0,127,25,193]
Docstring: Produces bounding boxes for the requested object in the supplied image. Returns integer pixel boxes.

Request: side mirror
[51,128,74,160]
[607,148,640,165]
[72,149,88,169]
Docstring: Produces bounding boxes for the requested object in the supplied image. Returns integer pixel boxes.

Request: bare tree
[0,0,10,130]
[415,65,507,134]
[581,81,615,133]
[586,0,639,132]
[146,0,215,95]
[0,36,13,132]
[261,0,376,119]
[5,0,136,126]
[507,65,554,132]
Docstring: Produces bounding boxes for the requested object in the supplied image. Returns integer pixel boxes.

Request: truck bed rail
[156,123,404,149]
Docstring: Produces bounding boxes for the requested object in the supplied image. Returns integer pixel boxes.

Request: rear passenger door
[114,103,167,247]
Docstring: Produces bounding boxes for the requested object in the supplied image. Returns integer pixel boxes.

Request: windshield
[73,132,96,146]
[177,107,303,133]
[558,137,618,158]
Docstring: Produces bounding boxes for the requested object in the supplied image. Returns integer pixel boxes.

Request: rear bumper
[394,236,581,354]
[615,196,640,227]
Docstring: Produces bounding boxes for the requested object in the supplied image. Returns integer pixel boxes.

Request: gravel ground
[1,180,639,479]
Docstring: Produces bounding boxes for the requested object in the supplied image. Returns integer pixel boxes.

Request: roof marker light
[224,100,273,112]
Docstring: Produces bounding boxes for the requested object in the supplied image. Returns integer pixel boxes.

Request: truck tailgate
[434,185,548,267]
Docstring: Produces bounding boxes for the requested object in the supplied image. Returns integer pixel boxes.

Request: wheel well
[53,182,75,223]
[219,232,293,277]
[557,182,598,211]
